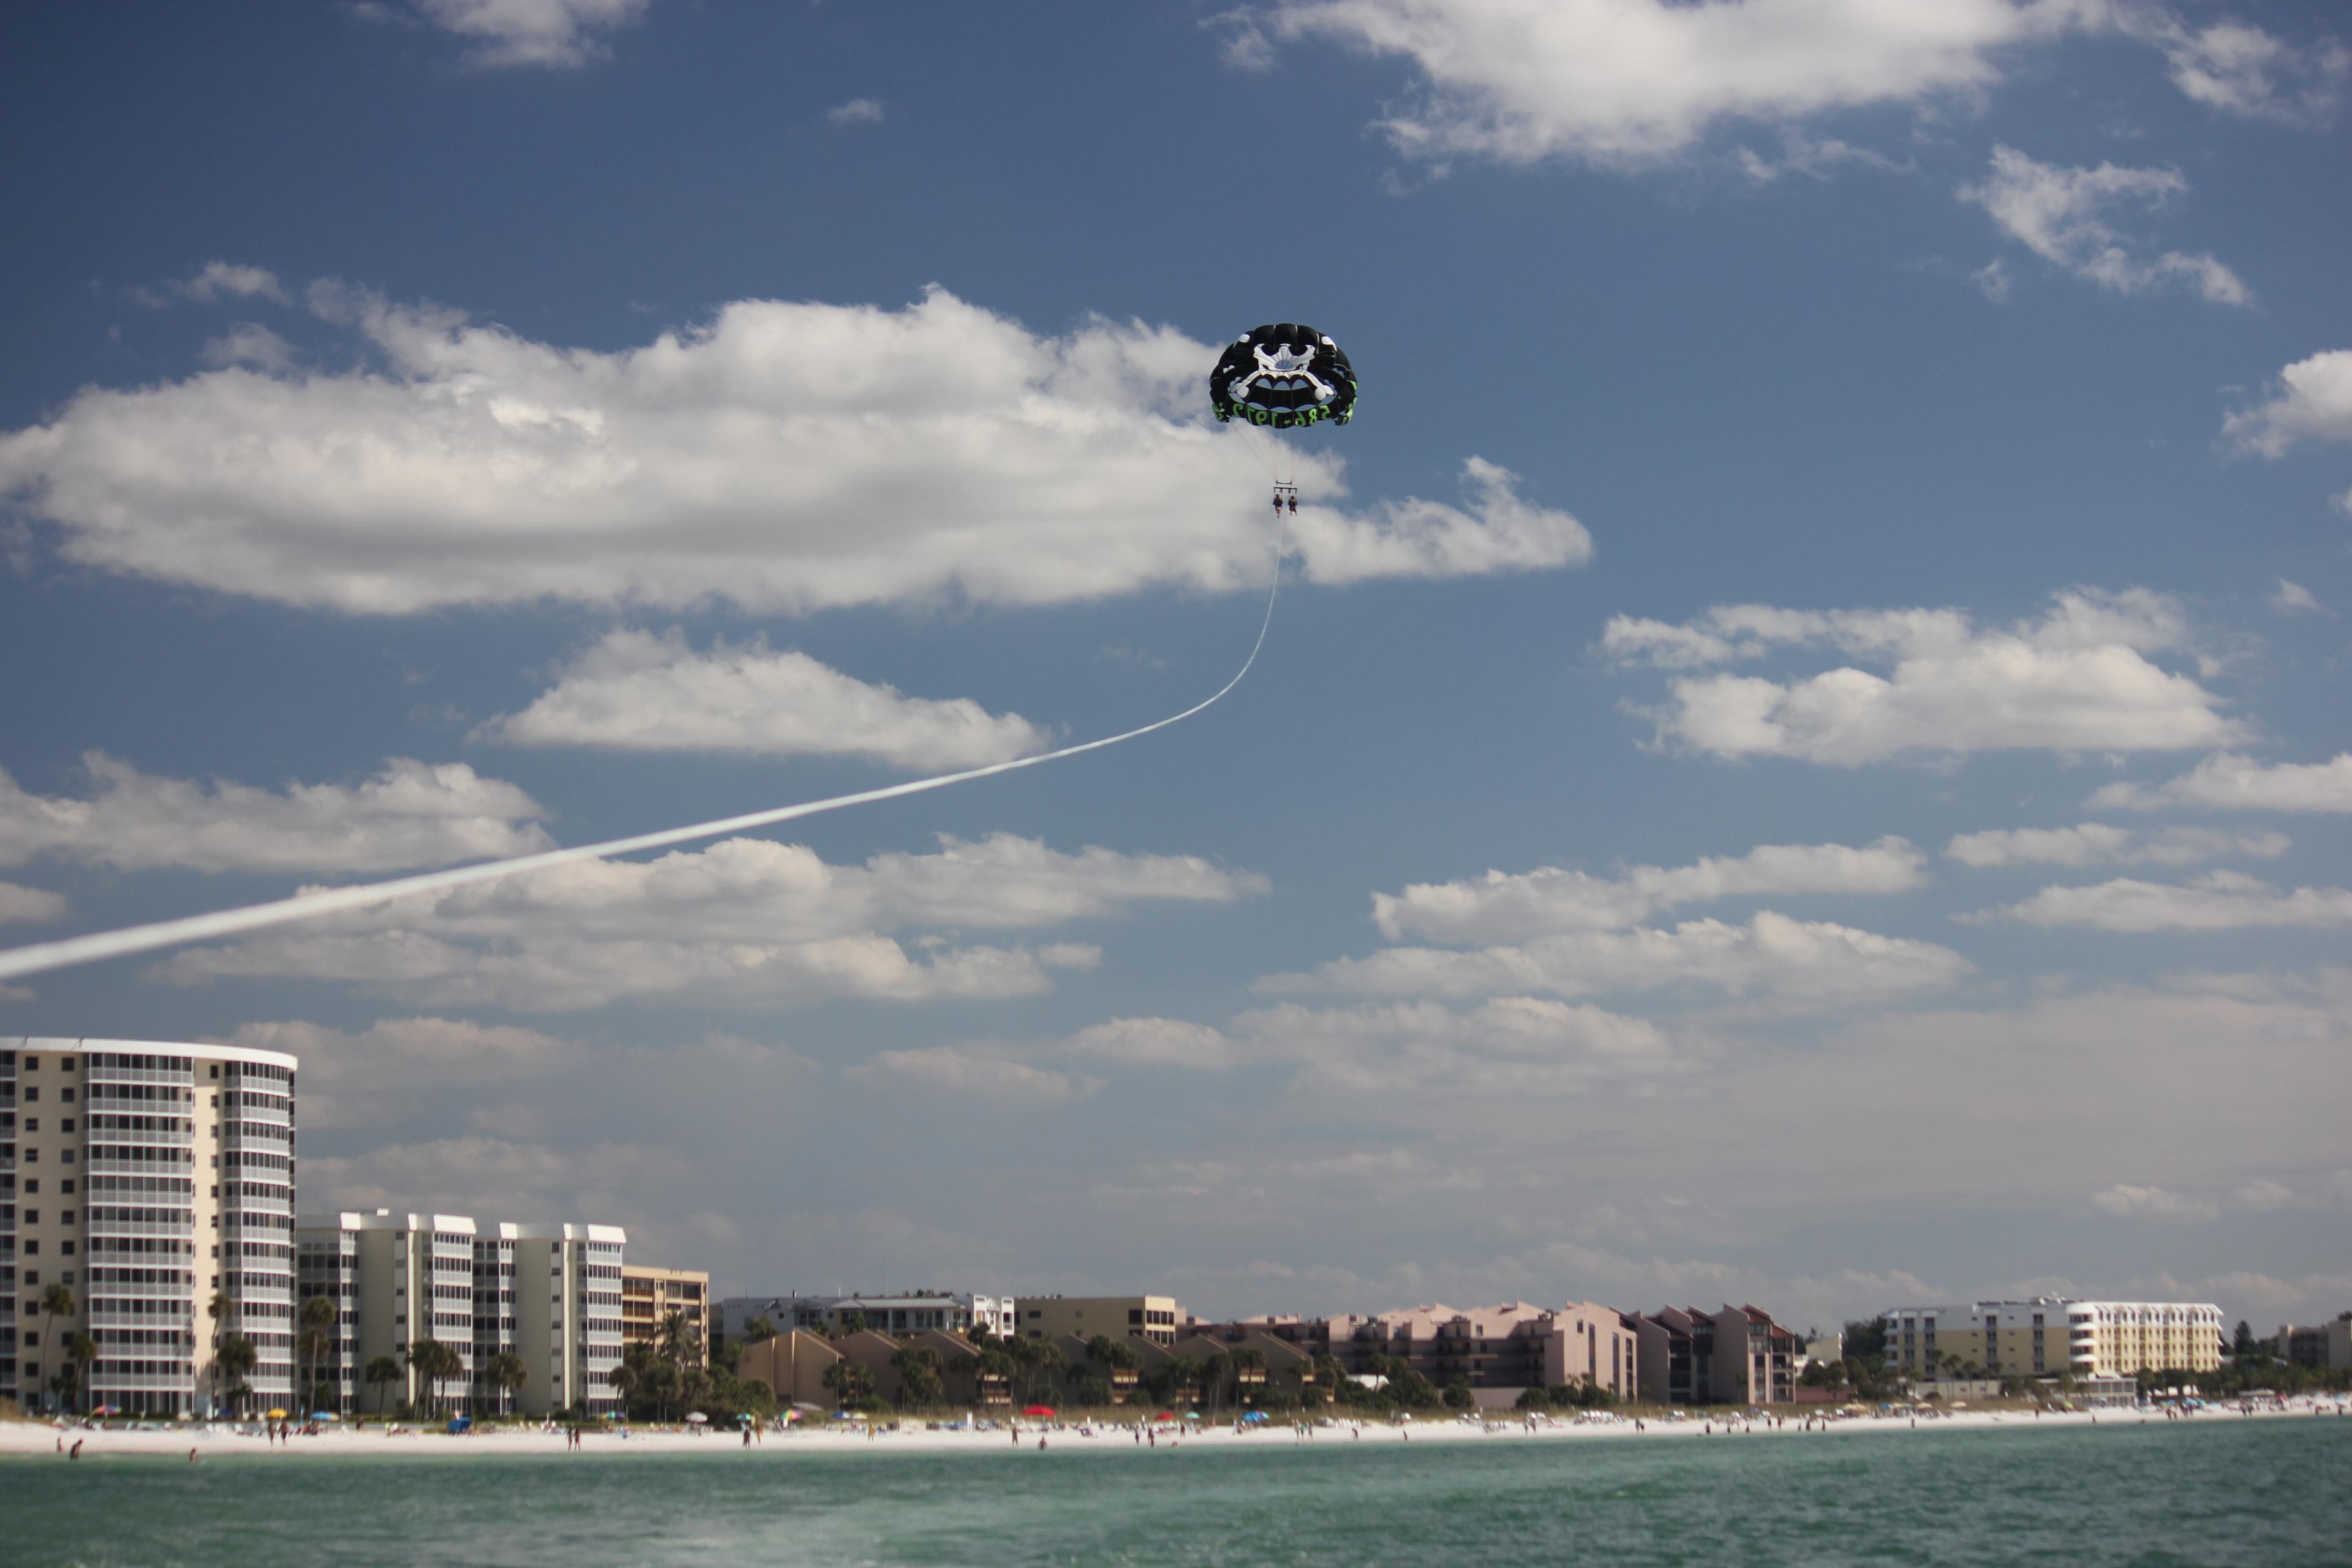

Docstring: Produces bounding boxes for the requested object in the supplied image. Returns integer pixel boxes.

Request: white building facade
[297,1211,626,1418]
[516,1222,627,1417]
[5,1037,299,1417]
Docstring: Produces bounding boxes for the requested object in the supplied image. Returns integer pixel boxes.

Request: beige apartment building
[1883,1297,2223,1381]
[1016,1294,1185,1346]
[5,1038,298,1417]
[621,1264,709,1367]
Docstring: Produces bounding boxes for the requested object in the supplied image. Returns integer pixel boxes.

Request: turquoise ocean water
[5,1417,2348,1567]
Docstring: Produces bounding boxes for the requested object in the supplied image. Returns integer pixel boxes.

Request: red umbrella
[1021,1404,1057,1417]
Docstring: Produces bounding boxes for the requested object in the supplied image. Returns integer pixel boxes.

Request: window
[60,1089,74,1103]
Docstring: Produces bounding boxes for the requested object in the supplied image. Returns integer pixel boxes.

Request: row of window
[87,1175,195,1197]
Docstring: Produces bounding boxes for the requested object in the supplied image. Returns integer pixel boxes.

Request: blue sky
[2,0,2348,1333]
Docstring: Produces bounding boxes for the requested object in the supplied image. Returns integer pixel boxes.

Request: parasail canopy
[1210,323,1356,428]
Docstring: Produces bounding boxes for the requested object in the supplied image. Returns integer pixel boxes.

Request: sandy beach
[7,1396,2346,1463]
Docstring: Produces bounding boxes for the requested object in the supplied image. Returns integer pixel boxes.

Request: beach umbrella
[685,1411,709,1423]
[266,1408,288,1419]
[92,1404,121,1415]
[1154,1411,1176,1420]
[1021,1404,1056,1417]
[311,1411,339,1421]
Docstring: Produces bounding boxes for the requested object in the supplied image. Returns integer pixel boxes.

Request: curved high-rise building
[3,1037,298,1417]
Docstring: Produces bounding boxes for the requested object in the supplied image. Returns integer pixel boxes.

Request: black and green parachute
[1209,323,1357,428]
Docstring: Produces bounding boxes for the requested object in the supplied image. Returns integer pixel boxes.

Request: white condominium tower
[4,1037,299,1417]
[296,1211,626,1417]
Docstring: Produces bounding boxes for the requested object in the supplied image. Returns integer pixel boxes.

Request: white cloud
[1248,0,2079,167]
[1227,996,1686,1095]
[1242,1,2333,172]
[826,97,884,127]
[1059,1016,1243,1069]
[1026,996,1686,1098]
[228,1016,581,1128]
[477,629,1049,767]
[1958,145,2250,304]
[0,284,1591,615]
[412,0,650,68]
[0,753,551,873]
[1373,836,1924,943]
[2092,1169,2352,1224]
[2090,1183,2219,1222]
[2125,15,2350,123]
[1270,910,1970,1006]
[177,262,288,305]
[2223,349,2352,456]
[844,1046,1096,1106]
[156,832,1255,1010]
[198,323,296,372]
[1971,870,2352,931]
[301,1133,688,1221]
[2090,752,2352,813]
[2269,578,2321,616]
[1733,130,1906,184]
[0,881,67,923]
[1287,456,1593,581]
[1605,589,2241,763]
[1945,823,2288,868]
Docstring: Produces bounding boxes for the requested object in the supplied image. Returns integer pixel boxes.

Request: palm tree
[657,1309,702,1375]
[1022,1338,1067,1406]
[1229,1346,1265,1405]
[821,1359,875,1409]
[1199,1351,1230,1416]
[1153,1354,1201,1410]
[407,1339,462,1419]
[641,1360,680,1422]
[206,1289,234,1414]
[36,1281,75,1413]
[297,1294,338,1413]
[742,1314,778,1346]
[608,1358,642,1420]
[679,1364,713,1418]
[891,1344,943,1408]
[973,1348,1015,1407]
[365,1355,402,1415]
[67,1332,99,1415]
[217,1336,260,1417]
[486,1351,529,1418]
[1084,1333,1142,1403]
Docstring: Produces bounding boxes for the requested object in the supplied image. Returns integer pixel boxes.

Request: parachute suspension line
[0,570,1286,985]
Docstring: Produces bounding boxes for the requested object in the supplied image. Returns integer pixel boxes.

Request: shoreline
[7,1396,2346,1463]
